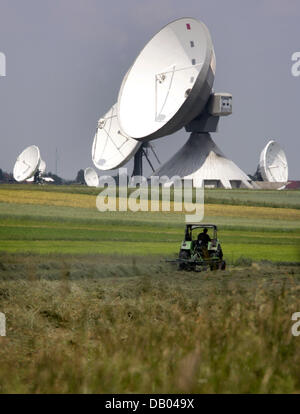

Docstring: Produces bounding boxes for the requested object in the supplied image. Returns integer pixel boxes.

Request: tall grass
[0,258,299,393]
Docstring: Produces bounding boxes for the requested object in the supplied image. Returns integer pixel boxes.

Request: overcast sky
[0,0,299,179]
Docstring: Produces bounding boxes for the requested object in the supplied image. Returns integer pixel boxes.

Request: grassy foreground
[0,255,300,393]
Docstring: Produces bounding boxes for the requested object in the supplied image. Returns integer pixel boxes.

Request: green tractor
[174,224,226,272]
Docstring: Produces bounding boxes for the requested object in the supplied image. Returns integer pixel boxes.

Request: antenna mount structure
[132,142,160,177]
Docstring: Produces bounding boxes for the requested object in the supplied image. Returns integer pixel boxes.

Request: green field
[1,184,300,208]
[0,185,299,262]
[0,185,300,393]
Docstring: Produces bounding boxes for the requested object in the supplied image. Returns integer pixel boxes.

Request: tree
[46,172,63,185]
[75,169,85,184]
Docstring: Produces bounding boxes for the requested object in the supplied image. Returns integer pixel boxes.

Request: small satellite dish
[39,159,46,174]
[92,104,141,171]
[13,146,53,184]
[258,140,288,182]
[13,145,41,182]
[84,167,99,187]
[118,17,215,141]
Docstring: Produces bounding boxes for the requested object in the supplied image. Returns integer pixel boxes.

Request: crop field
[0,184,300,393]
[0,185,299,262]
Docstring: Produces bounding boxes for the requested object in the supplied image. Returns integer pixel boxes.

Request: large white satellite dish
[90,17,254,189]
[258,140,288,182]
[84,167,99,187]
[92,104,141,171]
[13,145,41,182]
[118,17,215,141]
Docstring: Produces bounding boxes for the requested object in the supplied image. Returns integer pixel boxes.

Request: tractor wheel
[220,260,226,270]
[178,250,191,271]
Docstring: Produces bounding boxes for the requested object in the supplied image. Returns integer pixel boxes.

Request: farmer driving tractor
[167,224,226,272]
[197,227,211,245]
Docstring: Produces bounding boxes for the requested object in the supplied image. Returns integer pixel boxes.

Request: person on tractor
[197,228,211,245]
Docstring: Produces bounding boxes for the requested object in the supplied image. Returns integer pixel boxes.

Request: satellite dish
[92,104,141,171]
[39,159,46,174]
[13,146,53,184]
[258,140,288,182]
[84,167,99,187]
[118,17,215,141]
[90,17,253,189]
[13,145,41,182]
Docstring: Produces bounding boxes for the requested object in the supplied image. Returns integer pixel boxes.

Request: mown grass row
[0,188,299,223]
[0,224,300,244]
[1,198,300,229]
[0,240,299,262]
[0,215,299,261]
[2,184,300,209]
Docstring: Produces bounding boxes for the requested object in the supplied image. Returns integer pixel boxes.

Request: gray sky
[0,0,299,180]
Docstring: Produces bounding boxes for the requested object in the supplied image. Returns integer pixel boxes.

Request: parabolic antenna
[258,140,288,182]
[92,104,141,171]
[118,17,215,141]
[39,159,46,174]
[84,167,99,187]
[13,145,40,182]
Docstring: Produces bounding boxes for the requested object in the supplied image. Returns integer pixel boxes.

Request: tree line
[0,168,86,185]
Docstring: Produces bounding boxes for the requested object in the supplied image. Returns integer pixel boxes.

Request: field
[0,184,300,393]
